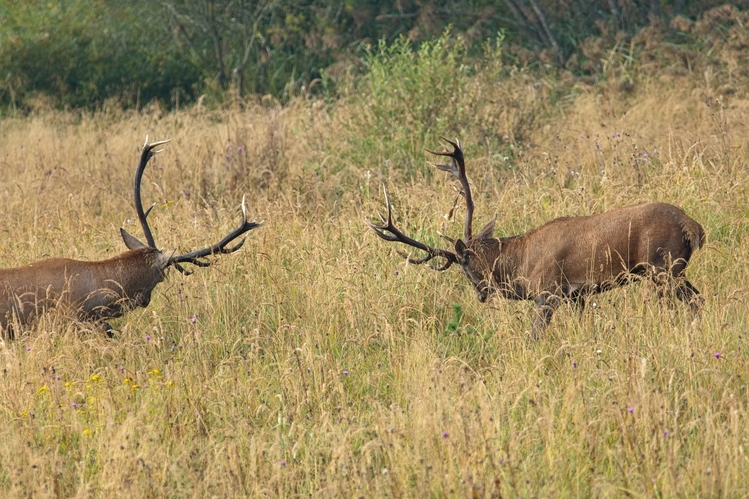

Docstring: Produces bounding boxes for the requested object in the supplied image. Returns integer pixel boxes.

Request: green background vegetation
[2,0,748,110]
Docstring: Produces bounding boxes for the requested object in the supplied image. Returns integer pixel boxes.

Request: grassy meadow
[2,44,749,497]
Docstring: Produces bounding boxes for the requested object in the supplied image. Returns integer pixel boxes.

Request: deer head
[367,137,496,300]
[367,137,704,338]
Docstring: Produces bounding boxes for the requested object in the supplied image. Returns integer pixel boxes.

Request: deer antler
[366,186,458,271]
[131,137,263,275]
[169,195,264,275]
[135,136,171,248]
[426,137,474,241]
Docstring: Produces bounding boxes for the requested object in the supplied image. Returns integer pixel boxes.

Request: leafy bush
[0,0,199,111]
[361,31,473,141]
[348,30,481,177]
[346,29,544,179]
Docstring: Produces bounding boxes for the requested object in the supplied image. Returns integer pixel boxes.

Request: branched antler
[169,195,264,275]
[426,137,474,241]
[135,137,171,248]
[366,186,457,271]
[129,137,263,276]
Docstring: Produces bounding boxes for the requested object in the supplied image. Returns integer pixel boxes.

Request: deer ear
[156,249,175,270]
[476,216,496,239]
[455,239,467,256]
[121,228,147,250]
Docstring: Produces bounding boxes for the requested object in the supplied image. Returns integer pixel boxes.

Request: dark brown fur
[368,138,704,338]
[0,248,169,331]
[455,202,704,337]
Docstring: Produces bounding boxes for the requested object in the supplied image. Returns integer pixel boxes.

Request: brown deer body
[0,138,262,336]
[0,248,168,330]
[368,138,704,338]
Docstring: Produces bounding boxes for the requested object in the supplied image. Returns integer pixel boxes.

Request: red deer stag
[367,137,704,338]
[0,138,262,336]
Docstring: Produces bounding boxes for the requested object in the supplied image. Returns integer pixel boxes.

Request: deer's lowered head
[368,138,502,302]
[368,137,704,338]
[0,138,263,336]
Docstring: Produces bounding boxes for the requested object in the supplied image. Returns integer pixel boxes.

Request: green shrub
[352,30,480,175]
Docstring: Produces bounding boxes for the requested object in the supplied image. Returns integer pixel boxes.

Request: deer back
[458,202,705,299]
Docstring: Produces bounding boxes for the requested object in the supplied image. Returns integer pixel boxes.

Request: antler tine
[143,136,172,152]
[169,194,264,268]
[366,185,457,270]
[173,262,196,276]
[425,136,465,179]
[134,137,171,248]
[144,203,155,219]
[366,187,400,243]
[426,136,473,241]
[425,136,463,161]
[438,232,456,244]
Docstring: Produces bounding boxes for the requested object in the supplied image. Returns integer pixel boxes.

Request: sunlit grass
[0,66,748,497]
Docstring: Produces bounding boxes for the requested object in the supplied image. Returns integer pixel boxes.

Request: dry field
[1,65,749,497]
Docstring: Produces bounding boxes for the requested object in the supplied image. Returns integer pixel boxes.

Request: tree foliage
[0,0,200,110]
[0,0,747,111]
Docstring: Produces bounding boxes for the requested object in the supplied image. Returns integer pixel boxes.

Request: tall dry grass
[0,61,749,497]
